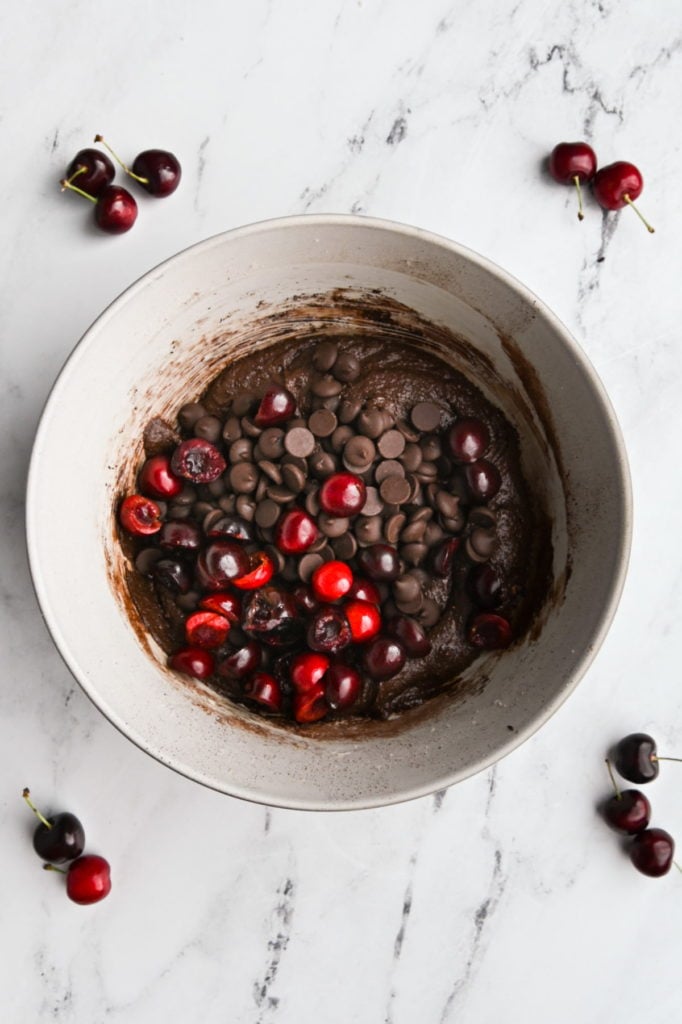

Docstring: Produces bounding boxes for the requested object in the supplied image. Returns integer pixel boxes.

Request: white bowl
[26,215,631,809]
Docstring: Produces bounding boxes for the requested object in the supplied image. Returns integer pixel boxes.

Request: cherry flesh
[592,161,654,233]
[119,495,162,536]
[184,610,231,649]
[612,733,659,783]
[629,828,675,877]
[23,789,85,864]
[311,560,354,602]
[217,641,262,680]
[171,438,226,483]
[290,652,330,692]
[275,508,318,554]
[386,615,431,657]
[169,647,215,679]
[65,148,115,198]
[232,551,275,590]
[468,613,512,650]
[64,854,112,904]
[138,454,183,498]
[548,141,597,221]
[293,684,328,724]
[254,385,296,427]
[242,586,299,646]
[448,418,490,463]
[199,591,241,622]
[363,637,406,680]
[357,543,401,582]
[307,606,352,653]
[602,789,651,835]
[319,473,366,516]
[243,672,282,713]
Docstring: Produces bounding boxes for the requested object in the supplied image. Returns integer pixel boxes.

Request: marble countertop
[3,1,682,1021]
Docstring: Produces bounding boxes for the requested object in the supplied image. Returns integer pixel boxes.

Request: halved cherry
[311,560,353,602]
[170,438,226,483]
[290,652,330,693]
[293,683,328,724]
[344,599,381,642]
[254,385,296,427]
[468,613,512,650]
[184,611,231,649]
[138,454,183,498]
[325,662,361,710]
[169,647,215,679]
[243,672,282,713]
[198,592,241,623]
[347,577,382,605]
[292,584,320,614]
[232,551,275,590]
[119,494,163,535]
[275,508,318,554]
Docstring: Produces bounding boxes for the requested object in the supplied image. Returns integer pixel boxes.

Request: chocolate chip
[396,418,421,443]
[135,547,164,574]
[333,352,360,382]
[229,438,253,463]
[266,484,296,504]
[393,573,421,602]
[177,403,206,430]
[176,591,200,612]
[397,443,421,473]
[417,597,441,627]
[255,499,280,529]
[308,533,329,553]
[332,532,357,559]
[229,462,259,494]
[259,428,285,459]
[282,453,308,473]
[236,495,257,521]
[308,409,338,437]
[424,521,445,546]
[415,461,438,482]
[311,374,343,398]
[207,477,226,497]
[318,513,350,538]
[441,514,465,533]
[312,340,338,372]
[469,506,498,529]
[172,485,197,507]
[241,416,263,438]
[400,519,426,543]
[374,459,405,484]
[259,460,282,484]
[343,435,376,470]
[167,503,192,519]
[410,402,442,432]
[401,542,428,566]
[435,491,460,520]
[194,415,223,444]
[409,507,433,523]
[203,510,224,535]
[282,463,306,493]
[299,552,324,581]
[377,430,406,459]
[264,545,285,574]
[218,494,236,514]
[356,407,385,439]
[313,394,340,413]
[420,434,442,461]
[361,486,383,516]
[285,426,315,458]
[396,593,424,616]
[309,449,338,478]
[281,558,299,582]
[385,513,407,544]
[305,488,321,517]
[338,397,362,424]
[356,516,383,546]
[232,394,255,416]
[330,425,354,452]
[379,475,411,505]
[467,528,497,562]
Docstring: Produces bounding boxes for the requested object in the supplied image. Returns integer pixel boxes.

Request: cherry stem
[64,165,87,188]
[22,788,53,830]
[94,133,149,185]
[605,758,621,799]
[653,755,682,764]
[43,863,67,874]
[60,178,96,204]
[572,175,585,221]
[623,194,655,234]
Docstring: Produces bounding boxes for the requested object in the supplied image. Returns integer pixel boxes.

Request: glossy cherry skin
[205,515,254,542]
[95,185,138,234]
[362,637,406,680]
[132,149,182,197]
[292,584,320,614]
[602,789,651,835]
[468,564,504,609]
[138,454,183,498]
[464,460,501,502]
[312,561,354,602]
[275,508,318,554]
[119,495,162,536]
[242,586,300,647]
[629,828,675,877]
[347,577,381,605]
[548,142,597,184]
[159,520,201,552]
[612,733,659,783]
[468,613,512,650]
[184,610,231,649]
[198,591,241,623]
[357,543,401,582]
[243,672,282,713]
[592,161,643,210]
[232,551,275,590]
[152,558,191,594]
[33,813,85,864]
[171,438,226,483]
[66,148,115,197]
[290,652,330,693]
[196,541,249,589]
[386,615,431,657]
[432,537,461,577]
[319,473,366,516]
[65,855,112,905]
[307,606,352,653]
[325,663,362,710]
[344,599,382,642]
[293,683,328,724]
[217,641,262,680]
[169,647,215,679]
[254,385,296,427]
[447,419,490,463]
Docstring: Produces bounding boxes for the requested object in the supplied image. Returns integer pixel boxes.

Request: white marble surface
[3,1,682,1020]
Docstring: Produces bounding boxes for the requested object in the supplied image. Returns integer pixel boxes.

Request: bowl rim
[26,212,633,810]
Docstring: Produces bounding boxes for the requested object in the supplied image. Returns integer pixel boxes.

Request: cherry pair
[60,134,181,234]
[23,788,111,904]
[549,141,654,233]
[601,733,681,878]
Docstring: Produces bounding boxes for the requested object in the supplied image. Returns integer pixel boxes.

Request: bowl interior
[27,216,631,808]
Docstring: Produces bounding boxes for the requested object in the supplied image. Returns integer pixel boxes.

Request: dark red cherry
[243,672,282,713]
[602,789,651,835]
[64,854,112,904]
[292,584,320,614]
[138,454,183,498]
[205,514,254,542]
[312,561,354,602]
[198,592,241,623]
[468,613,512,650]
[23,789,85,864]
[242,586,300,646]
[132,149,182,197]
[362,637,405,680]
[468,564,504,609]
[159,520,201,551]
[152,558,191,594]
[232,551,275,590]
[293,684,328,723]
[169,647,215,679]
[217,641,262,680]
[275,508,318,554]
[60,177,138,233]
[592,161,654,233]
[119,494,162,535]
[630,828,675,877]
[347,577,381,604]
[254,385,296,427]
[612,733,659,783]
[548,142,597,221]
[356,543,401,582]
[307,606,352,653]
[319,473,366,516]
[325,663,361,710]
[65,148,115,197]
[344,599,381,642]
[290,652,330,693]
[464,460,501,502]
[447,419,490,463]
[386,615,431,657]
[432,537,461,577]
[196,541,249,589]
[170,438,226,483]
[184,610,231,649]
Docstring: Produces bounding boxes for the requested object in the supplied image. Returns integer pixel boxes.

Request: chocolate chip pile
[118,338,516,724]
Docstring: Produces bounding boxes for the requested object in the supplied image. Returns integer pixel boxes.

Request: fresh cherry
[319,473,367,516]
[347,577,382,605]
[362,637,406,680]
[293,684,328,724]
[170,438,226,483]
[64,148,115,198]
[159,520,201,551]
[254,385,296,427]
[243,672,282,713]
[232,551,275,590]
[468,613,512,650]
[386,615,431,657]
[292,584,320,614]
[275,508,318,554]
[356,543,401,582]
[205,514,254,542]
[464,460,501,502]
[344,599,382,642]
[602,759,650,835]
[169,647,215,679]
[23,789,85,864]
[290,652,330,692]
[60,177,138,234]
[94,135,181,197]
[468,564,504,609]
[548,141,597,221]
[62,854,112,904]
[184,610,232,649]
[138,454,183,498]
[196,540,249,589]
[119,495,162,536]
[312,560,354,603]
[198,591,241,623]
[325,662,362,710]
[432,537,461,577]
[242,586,300,646]
[448,418,490,463]
[592,161,654,233]
[307,606,352,653]
[152,558,191,594]
[217,641,262,680]
[610,733,682,783]
[630,828,675,877]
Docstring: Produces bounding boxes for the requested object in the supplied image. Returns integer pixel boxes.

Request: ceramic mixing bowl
[26,215,631,809]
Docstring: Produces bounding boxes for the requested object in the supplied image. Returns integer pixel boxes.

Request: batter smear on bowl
[118,332,551,723]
